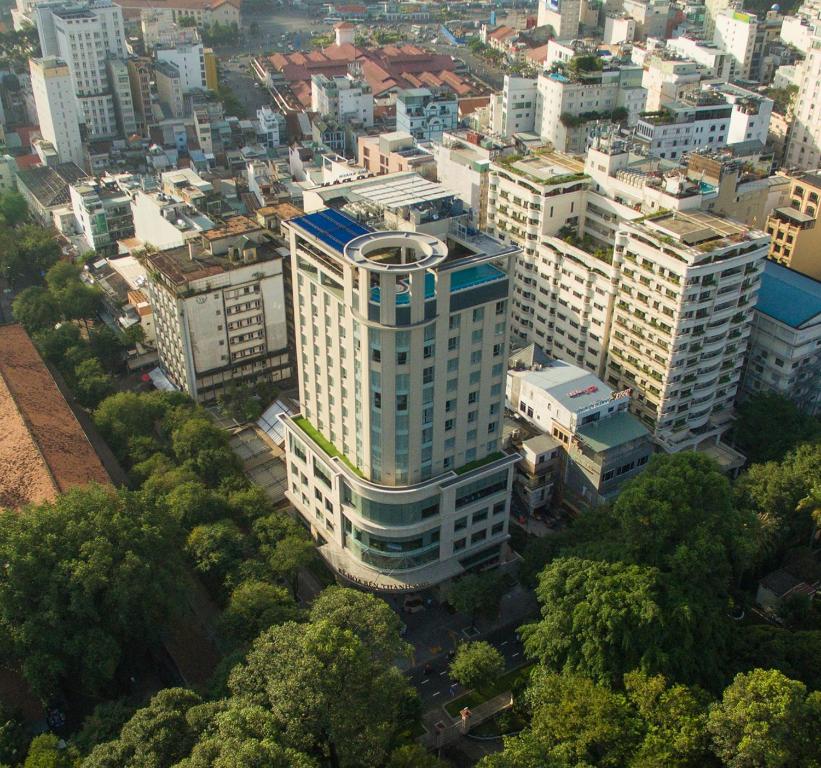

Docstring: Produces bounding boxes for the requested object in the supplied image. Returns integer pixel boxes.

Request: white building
[257,106,286,148]
[69,175,135,254]
[281,207,521,589]
[708,82,773,145]
[641,53,703,112]
[37,0,128,138]
[396,88,458,143]
[494,76,538,138]
[132,188,215,250]
[311,73,374,128]
[604,14,637,44]
[144,219,291,402]
[106,56,138,136]
[665,36,732,79]
[606,211,768,453]
[741,260,821,415]
[622,0,670,40]
[786,31,821,169]
[713,8,783,82]
[155,42,208,93]
[779,13,815,55]
[537,0,581,39]
[30,56,85,168]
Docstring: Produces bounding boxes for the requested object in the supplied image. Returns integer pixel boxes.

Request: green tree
[89,325,125,372]
[186,519,248,592]
[11,286,59,332]
[82,688,203,768]
[308,586,410,663]
[74,700,135,756]
[0,191,28,226]
[228,618,414,768]
[707,668,819,768]
[0,702,25,766]
[732,393,819,464]
[164,481,227,529]
[23,734,80,768]
[45,260,82,295]
[268,535,315,600]
[0,486,183,696]
[385,744,450,768]
[72,357,114,407]
[220,580,300,647]
[450,641,505,691]
[448,571,504,629]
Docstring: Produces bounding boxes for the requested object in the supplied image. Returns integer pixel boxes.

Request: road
[406,623,526,708]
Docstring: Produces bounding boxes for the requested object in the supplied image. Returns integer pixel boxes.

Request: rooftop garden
[292,415,364,477]
[557,227,613,264]
[454,451,506,475]
[560,106,628,128]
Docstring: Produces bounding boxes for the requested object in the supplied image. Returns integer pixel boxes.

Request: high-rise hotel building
[280,209,520,589]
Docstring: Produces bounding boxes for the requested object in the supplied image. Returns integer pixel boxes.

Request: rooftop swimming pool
[369,263,506,305]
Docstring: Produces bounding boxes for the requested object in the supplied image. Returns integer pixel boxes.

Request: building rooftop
[290,208,371,254]
[17,163,88,208]
[640,210,764,251]
[518,359,615,413]
[494,151,586,185]
[0,324,110,510]
[202,215,261,240]
[576,410,650,452]
[756,261,821,329]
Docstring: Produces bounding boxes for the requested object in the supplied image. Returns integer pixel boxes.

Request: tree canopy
[449,641,505,691]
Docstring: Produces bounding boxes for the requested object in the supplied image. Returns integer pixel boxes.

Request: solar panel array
[292,208,371,254]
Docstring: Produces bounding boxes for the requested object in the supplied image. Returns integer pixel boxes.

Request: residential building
[106,56,138,137]
[69,175,135,255]
[707,82,773,145]
[537,0,581,39]
[507,358,653,508]
[493,76,538,138]
[36,0,128,138]
[114,0,240,29]
[640,54,702,113]
[15,162,88,226]
[396,88,458,143]
[785,30,821,170]
[713,8,783,82]
[666,36,732,78]
[156,42,209,93]
[536,64,646,153]
[154,61,185,119]
[704,0,732,38]
[622,0,670,40]
[765,172,821,280]
[357,131,436,178]
[604,13,637,44]
[161,167,223,217]
[127,56,153,135]
[311,73,374,128]
[257,106,286,149]
[280,207,520,589]
[131,188,215,250]
[741,261,821,414]
[143,217,291,402]
[779,14,815,55]
[605,211,768,455]
[29,56,84,167]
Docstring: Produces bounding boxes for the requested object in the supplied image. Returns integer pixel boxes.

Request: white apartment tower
[281,208,520,589]
[29,57,84,167]
[37,0,128,138]
[605,212,768,451]
[786,33,821,170]
[537,0,581,38]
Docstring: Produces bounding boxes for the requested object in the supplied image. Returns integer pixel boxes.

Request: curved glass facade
[343,518,441,571]
[341,481,439,526]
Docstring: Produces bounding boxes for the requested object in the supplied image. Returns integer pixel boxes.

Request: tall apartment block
[605,212,768,452]
[29,56,84,167]
[280,208,520,589]
[765,172,821,280]
[36,0,131,139]
[786,29,821,171]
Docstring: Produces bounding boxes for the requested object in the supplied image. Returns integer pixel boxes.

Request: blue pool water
[370,263,505,305]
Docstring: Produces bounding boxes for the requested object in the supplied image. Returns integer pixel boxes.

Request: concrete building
[605,211,768,455]
[665,37,732,79]
[357,131,436,177]
[69,175,135,255]
[741,261,821,415]
[143,217,290,402]
[537,0,581,39]
[106,56,138,137]
[154,61,185,119]
[280,207,520,590]
[704,0,732,38]
[765,172,821,280]
[311,73,374,128]
[622,0,670,40]
[396,88,458,143]
[641,54,702,113]
[161,167,222,217]
[493,76,538,138]
[29,57,84,167]
[36,0,128,138]
[131,188,215,250]
[780,14,815,55]
[604,13,637,44]
[713,8,783,82]
[127,56,153,135]
[785,31,821,170]
[257,106,286,149]
[507,358,653,508]
[536,64,646,153]
[155,42,208,93]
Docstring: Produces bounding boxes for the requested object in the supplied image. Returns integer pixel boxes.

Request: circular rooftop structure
[344,231,448,273]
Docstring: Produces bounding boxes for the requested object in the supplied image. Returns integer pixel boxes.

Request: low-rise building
[741,261,821,415]
[357,131,436,177]
[69,175,136,255]
[142,217,291,401]
[16,162,89,226]
[507,356,653,509]
[396,88,458,143]
[131,188,215,250]
[765,172,821,280]
[311,73,374,128]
